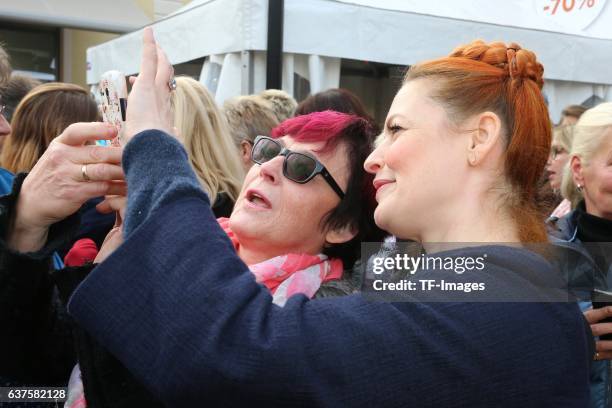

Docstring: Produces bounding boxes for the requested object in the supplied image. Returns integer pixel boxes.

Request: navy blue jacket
[68,130,592,407]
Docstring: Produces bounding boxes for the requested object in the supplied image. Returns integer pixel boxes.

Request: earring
[468,151,478,165]
[576,184,583,192]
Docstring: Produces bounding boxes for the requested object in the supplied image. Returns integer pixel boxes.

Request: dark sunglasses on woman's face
[250,135,345,199]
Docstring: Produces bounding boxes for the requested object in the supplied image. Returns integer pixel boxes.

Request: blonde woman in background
[550,102,612,408]
[171,76,244,217]
[546,125,575,220]
[223,95,279,171]
[258,89,297,123]
[560,103,612,215]
[1,82,98,173]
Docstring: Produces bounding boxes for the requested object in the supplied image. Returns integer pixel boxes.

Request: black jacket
[0,174,162,408]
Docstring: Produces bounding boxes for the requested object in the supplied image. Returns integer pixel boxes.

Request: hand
[94,196,127,263]
[584,307,612,360]
[9,122,126,252]
[123,27,175,144]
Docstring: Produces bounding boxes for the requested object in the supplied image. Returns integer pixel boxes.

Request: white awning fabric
[335,0,612,40]
[86,0,268,83]
[282,0,612,85]
[0,0,152,33]
[88,0,612,84]
[86,0,612,120]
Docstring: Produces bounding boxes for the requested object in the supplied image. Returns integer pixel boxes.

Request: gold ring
[595,352,600,360]
[81,164,91,182]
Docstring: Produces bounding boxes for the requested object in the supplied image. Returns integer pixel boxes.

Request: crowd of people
[0,28,611,407]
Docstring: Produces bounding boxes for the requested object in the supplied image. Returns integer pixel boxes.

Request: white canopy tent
[0,0,151,32]
[87,0,612,122]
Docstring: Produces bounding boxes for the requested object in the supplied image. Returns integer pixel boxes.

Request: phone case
[97,70,128,146]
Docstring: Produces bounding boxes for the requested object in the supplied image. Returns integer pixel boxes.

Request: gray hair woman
[552,102,612,408]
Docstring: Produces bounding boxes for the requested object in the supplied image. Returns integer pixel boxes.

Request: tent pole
[241,51,254,95]
[266,0,284,90]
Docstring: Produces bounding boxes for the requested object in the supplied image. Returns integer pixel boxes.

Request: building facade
[0,0,190,88]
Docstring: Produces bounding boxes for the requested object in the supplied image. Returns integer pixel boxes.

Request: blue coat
[0,168,13,194]
[68,130,592,407]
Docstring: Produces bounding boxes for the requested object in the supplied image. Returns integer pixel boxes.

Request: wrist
[7,188,50,252]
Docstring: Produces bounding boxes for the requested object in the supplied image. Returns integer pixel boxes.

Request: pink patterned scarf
[218,217,343,306]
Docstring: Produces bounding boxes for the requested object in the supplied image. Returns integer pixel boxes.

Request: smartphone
[592,289,612,341]
[97,70,128,146]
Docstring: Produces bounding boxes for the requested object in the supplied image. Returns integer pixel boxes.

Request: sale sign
[536,0,607,31]
[337,0,612,39]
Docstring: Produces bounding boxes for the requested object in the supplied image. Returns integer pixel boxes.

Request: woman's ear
[570,155,585,188]
[325,225,357,245]
[240,140,252,166]
[466,111,503,166]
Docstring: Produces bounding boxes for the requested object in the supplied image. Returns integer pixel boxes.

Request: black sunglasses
[251,135,345,199]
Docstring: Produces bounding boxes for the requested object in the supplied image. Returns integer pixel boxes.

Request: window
[0,24,60,82]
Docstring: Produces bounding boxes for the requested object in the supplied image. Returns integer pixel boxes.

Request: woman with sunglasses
[0,57,382,408]
[3,30,592,407]
[218,110,383,305]
[0,104,381,406]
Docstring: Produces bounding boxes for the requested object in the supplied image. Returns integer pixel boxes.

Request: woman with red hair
[4,31,592,407]
[366,41,551,244]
